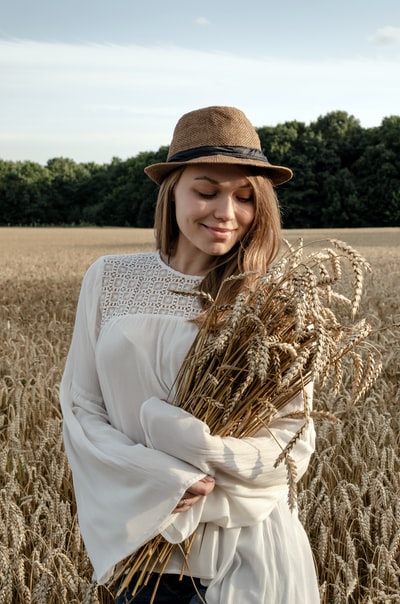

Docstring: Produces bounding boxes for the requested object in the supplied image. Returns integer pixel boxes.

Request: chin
[208,246,235,257]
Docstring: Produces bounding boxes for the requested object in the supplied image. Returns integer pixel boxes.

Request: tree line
[0,111,399,228]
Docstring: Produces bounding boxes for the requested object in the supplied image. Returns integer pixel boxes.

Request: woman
[60,106,320,603]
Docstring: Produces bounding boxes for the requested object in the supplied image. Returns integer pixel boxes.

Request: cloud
[195,17,209,26]
[1,39,399,163]
[368,26,400,47]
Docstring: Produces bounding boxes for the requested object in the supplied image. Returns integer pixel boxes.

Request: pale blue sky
[1,0,400,164]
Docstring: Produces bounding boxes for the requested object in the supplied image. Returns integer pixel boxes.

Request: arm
[60,259,206,583]
[140,390,315,529]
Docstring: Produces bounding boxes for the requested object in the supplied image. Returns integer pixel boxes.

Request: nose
[213,194,236,221]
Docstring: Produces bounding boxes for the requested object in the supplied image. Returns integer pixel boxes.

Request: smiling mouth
[205,227,234,241]
[205,225,235,235]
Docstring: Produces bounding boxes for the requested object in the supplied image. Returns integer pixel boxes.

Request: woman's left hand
[173,475,215,513]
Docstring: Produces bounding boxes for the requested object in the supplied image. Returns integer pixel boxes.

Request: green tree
[353,117,400,226]
[259,121,329,227]
[46,158,94,223]
[0,161,51,225]
[91,148,167,226]
[0,112,398,227]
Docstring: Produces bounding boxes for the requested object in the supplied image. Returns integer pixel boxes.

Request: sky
[1,0,400,165]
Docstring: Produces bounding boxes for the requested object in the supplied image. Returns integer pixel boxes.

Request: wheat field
[0,227,399,603]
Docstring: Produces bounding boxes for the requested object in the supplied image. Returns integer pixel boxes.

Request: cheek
[173,200,187,227]
[238,205,256,228]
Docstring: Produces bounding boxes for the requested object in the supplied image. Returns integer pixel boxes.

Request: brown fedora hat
[144,106,293,186]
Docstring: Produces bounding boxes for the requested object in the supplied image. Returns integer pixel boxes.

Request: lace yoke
[99,252,203,327]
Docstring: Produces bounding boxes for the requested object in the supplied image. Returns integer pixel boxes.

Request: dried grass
[0,227,399,603]
[113,237,382,600]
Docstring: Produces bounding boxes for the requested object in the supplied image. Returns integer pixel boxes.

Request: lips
[204,225,235,238]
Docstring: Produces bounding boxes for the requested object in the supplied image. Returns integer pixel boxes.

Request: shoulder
[91,252,164,298]
[79,252,160,316]
[85,251,159,278]
[78,252,158,299]
[101,251,160,280]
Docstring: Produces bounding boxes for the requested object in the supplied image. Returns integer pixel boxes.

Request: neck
[164,251,210,277]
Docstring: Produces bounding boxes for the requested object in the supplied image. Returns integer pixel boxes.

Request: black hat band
[167,145,270,164]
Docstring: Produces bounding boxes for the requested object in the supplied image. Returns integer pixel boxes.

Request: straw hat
[144,106,293,186]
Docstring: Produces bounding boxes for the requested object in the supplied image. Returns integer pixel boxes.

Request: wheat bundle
[112,239,381,602]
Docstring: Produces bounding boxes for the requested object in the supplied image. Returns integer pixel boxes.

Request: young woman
[60,106,320,603]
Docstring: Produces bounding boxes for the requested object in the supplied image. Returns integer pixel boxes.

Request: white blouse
[60,251,320,604]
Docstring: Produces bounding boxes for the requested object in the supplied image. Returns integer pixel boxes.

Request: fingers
[173,476,216,513]
[187,476,216,497]
[173,492,201,513]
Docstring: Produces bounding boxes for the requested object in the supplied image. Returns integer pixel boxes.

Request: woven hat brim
[144,154,293,186]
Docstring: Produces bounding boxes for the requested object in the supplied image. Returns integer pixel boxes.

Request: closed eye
[198,192,216,199]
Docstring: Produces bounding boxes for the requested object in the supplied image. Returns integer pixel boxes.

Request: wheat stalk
[0,227,398,603]
[112,239,382,600]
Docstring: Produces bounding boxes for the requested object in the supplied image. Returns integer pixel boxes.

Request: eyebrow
[194,176,251,187]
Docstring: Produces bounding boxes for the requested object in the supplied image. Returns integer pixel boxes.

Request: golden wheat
[114,237,383,599]
[0,227,399,603]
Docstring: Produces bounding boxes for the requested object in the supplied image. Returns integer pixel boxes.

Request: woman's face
[172,164,255,272]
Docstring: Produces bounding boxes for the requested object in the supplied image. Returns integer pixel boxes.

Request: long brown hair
[153,166,283,310]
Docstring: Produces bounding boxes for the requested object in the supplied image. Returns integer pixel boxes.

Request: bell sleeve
[139,390,315,541]
[60,259,206,584]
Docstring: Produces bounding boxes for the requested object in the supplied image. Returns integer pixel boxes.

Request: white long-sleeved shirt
[60,251,320,603]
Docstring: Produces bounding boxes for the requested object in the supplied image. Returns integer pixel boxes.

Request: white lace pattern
[100,251,203,327]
